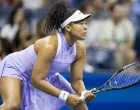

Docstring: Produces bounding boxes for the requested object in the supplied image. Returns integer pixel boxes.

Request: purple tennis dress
[0,32,76,110]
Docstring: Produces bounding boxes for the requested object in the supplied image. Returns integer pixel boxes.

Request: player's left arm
[70,41,86,95]
[70,41,96,102]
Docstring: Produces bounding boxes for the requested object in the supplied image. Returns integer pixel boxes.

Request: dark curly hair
[8,3,23,26]
[44,1,77,35]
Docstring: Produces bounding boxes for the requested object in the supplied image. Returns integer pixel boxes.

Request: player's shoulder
[34,34,58,54]
[75,41,86,59]
[75,41,86,51]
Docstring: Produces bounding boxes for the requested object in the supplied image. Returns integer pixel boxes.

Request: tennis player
[0,1,96,110]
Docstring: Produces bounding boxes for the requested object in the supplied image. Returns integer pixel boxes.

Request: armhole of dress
[56,33,62,56]
[74,43,76,56]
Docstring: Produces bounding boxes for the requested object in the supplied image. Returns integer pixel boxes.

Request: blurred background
[0,0,140,110]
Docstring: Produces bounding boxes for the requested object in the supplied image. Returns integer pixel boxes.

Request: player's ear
[65,25,71,32]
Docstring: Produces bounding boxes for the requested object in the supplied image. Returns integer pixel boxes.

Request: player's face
[70,20,88,40]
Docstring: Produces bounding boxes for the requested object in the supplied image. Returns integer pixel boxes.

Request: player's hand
[91,88,97,93]
[66,94,84,108]
[83,90,96,102]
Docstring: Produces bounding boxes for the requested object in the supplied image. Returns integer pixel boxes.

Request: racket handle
[91,88,101,94]
[92,90,100,94]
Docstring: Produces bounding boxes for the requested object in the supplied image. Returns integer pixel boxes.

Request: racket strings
[125,64,138,87]
[112,62,140,88]
[123,64,136,87]
[121,63,139,87]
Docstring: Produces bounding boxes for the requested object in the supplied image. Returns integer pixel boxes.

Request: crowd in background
[0,0,140,73]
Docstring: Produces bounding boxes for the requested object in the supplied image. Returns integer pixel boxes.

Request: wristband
[59,90,69,101]
[80,90,87,101]
[81,90,88,97]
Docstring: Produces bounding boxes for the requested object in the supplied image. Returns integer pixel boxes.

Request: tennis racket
[80,61,140,100]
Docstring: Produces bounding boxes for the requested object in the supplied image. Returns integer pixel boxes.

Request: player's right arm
[31,35,61,97]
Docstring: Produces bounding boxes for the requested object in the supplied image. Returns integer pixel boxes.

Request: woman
[0,4,25,52]
[0,1,96,110]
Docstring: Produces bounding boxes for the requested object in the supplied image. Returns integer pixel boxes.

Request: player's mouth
[83,32,87,36]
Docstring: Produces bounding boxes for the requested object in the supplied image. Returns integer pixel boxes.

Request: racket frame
[93,62,140,93]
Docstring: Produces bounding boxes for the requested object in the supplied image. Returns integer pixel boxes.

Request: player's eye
[79,21,85,25]
[79,21,87,25]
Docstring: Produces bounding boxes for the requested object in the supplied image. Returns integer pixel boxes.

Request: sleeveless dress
[0,32,76,110]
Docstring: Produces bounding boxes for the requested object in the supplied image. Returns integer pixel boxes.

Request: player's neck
[63,32,76,47]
